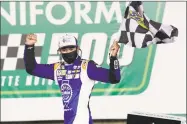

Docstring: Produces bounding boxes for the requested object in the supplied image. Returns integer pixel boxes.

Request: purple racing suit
[24,45,121,124]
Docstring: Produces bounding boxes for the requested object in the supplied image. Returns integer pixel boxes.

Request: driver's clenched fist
[25,34,37,45]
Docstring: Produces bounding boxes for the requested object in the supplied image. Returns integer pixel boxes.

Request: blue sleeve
[24,45,54,80]
[87,60,121,84]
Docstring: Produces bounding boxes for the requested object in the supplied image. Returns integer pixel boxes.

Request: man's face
[59,46,77,54]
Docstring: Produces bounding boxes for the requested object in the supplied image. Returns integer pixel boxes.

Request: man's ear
[57,49,61,54]
[77,46,80,51]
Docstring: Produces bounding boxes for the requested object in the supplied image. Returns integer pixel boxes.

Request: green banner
[1,2,165,98]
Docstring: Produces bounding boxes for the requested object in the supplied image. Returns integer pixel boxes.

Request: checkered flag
[1,33,45,70]
[117,1,178,48]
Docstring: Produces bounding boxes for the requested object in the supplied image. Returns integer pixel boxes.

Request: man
[24,34,121,124]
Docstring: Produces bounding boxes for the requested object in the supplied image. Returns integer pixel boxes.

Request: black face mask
[61,50,78,64]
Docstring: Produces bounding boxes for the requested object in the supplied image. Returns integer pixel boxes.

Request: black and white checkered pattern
[1,33,45,70]
[118,2,178,48]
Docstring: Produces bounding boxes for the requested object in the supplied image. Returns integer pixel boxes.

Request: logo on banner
[1,2,163,98]
[0,34,44,71]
